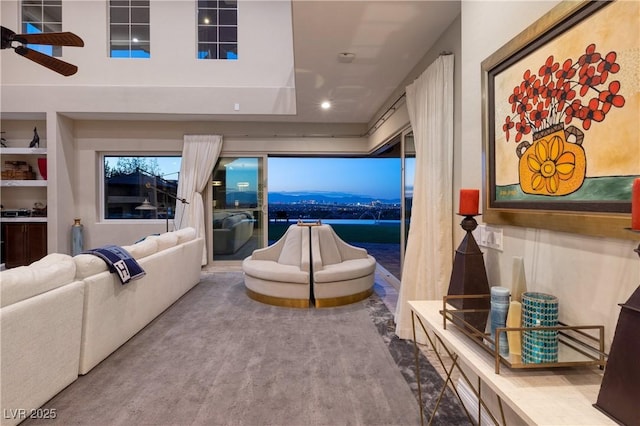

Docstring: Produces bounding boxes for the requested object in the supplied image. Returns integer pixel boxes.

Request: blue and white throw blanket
[83,245,145,284]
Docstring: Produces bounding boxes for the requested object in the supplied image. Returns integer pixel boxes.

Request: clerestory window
[21,0,62,57]
[109,0,150,58]
[197,0,238,60]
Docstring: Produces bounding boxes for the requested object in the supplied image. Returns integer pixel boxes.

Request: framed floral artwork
[481,0,640,240]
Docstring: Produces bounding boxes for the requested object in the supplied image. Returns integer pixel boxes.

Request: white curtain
[395,55,454,341]
[174,134,223,265]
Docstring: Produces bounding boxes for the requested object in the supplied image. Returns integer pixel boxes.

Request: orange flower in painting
[526,136,576,193]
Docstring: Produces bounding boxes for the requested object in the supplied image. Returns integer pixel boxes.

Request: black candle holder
[446,214,491,334]
[594,230,640,425]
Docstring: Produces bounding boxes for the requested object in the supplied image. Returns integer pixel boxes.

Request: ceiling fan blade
[15,46,78,76]
[12,31,84,47]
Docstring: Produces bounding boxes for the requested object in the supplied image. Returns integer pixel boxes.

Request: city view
[266,157,410,248]
[267,191,402,222]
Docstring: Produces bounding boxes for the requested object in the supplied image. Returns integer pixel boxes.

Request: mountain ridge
[267,191,401,204]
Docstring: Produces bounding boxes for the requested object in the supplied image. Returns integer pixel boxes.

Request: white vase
[511,256,527,302]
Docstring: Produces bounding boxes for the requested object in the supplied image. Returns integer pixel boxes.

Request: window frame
[108,0,151,59]
[101,153,182,222]
[197,0,238,60]
[21,0,63,57]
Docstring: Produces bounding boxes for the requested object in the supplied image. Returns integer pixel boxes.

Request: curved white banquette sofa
[242,224,311,308]
[0,227,203,425]
[0,254,84,426]
[242,223,375,308]
[311,225,376,307]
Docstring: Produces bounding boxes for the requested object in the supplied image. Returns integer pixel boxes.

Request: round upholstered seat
[242,223,376,308]
[311,225,376,307]
[242,224,311,308]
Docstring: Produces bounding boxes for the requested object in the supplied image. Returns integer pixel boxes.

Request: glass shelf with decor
[440,294,607,374]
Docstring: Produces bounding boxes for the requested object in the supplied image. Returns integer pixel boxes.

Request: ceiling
[4,1,461,126]
[290,0,460,124]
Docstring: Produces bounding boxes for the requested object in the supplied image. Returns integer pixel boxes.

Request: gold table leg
[411,312,425,426]
[411,310,505,426]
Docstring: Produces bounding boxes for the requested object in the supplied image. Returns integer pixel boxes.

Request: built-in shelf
[1,117,50,265]
[0,217,47,223]
[1,180,47,187]
[0,147,47,155]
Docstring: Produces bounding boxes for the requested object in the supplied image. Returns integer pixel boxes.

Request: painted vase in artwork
[517,124,585,196]
[501,43,627,199]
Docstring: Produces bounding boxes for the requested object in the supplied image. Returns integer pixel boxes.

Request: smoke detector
[337,52,356,63]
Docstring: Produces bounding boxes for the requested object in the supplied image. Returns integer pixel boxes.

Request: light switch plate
[476,225,503,251]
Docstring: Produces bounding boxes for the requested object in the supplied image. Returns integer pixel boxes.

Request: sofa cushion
[317,228,342,265]
[314,257,376,283]
[1,253,76,307]
[175,227,196,244]
[242,259,309,284]
[213,211,231,229]
[221,213,245,229]
[146,232,178,251]
[122,238,158,259]
[73,254,110,279]
[74,238,159,280]
[278,227,303,266]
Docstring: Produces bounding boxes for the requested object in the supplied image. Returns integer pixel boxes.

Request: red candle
[632,178,640,230]
[459,189,479,216]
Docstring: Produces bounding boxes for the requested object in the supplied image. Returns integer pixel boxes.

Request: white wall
[1,0,296,116]
[461,1,638,349]
[51,113,76,254]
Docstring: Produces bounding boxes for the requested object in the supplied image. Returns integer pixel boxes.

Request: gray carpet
[25,272,468,426]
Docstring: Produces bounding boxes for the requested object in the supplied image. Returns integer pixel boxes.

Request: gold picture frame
[481,0,640,240]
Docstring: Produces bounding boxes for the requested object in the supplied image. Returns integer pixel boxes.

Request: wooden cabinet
[2,222,47,268]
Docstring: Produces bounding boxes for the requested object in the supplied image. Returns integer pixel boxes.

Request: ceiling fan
[1,26,84,76]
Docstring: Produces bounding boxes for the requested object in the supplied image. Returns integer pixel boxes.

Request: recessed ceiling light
[321,101,331,110]
[132,37,139,43]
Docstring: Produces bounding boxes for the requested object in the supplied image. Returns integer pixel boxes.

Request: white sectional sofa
[213,210,255,254]
[74,227,203,374]
[0,227,203,424]
[0,254,84,426]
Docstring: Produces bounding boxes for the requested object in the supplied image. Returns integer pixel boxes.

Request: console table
[409,300,614,425]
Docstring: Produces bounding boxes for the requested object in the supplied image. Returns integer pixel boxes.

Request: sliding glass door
[207,139,414,272]
[211,156,266,261]
[402,130,415,275]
